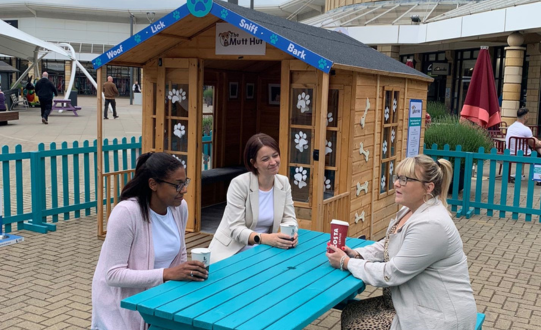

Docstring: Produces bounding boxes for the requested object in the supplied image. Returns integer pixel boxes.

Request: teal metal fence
[424,144,541,222]
[1,136,141,234]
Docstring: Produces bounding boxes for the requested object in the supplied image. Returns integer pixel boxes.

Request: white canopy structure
[0,19,98,97]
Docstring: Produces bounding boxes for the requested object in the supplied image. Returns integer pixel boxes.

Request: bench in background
[0,111,19,125]
[201,166,247,207]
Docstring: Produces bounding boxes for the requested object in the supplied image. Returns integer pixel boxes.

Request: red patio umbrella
[405,59,414,68]
[460,47,501,128]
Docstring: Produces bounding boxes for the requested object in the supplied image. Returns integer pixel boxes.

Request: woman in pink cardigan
[91,152,208,330]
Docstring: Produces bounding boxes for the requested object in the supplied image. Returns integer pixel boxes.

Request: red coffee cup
[328,219,349,253]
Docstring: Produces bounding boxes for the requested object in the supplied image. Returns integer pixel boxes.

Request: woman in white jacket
[327,154,477,330]
[209,133,298,264]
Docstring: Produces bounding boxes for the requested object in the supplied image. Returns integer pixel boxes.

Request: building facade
[306,0,541,126]
[0,0,325,95]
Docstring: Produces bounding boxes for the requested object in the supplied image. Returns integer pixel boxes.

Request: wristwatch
[254,233,261,244]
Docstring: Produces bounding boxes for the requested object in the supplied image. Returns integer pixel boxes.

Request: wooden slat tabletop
[122,229,373,330]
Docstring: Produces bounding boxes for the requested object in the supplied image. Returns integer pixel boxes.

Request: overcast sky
[0,0,291,9]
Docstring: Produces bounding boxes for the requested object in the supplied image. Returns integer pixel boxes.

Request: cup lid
[191,248,211,254]
[331,219,349,226]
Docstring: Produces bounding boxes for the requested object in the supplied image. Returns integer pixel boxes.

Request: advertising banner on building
[215,23,266,55]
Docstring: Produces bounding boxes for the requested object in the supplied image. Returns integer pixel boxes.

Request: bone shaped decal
[356,181,369,196]
[355,211,365,224]
[359,142,369,162]
[360,98,370,128]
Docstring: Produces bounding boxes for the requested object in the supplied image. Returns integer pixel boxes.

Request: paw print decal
[294,131,309,153]
[389,162,394,176]
[318,59,327,69]
[294,167,308,189]
[173,11,181,20]
[325,140,332,156]
[270,34,278,45]
[173,123,186,139]
[384,106,390,122]
[172,155,187,169]
[168,88,187,104]
[297,92,311,113]
[382,140,388,156]
[95,58,102,67]
[326,112,333,126]
[381,175,386,191]
[134,35,141,43]
[220,9,228,19]
[393,98,397,112]
[187,0,213,18]
[391,129,396,143]
[324,176,331,190]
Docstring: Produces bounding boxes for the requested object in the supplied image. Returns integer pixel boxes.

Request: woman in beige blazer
[327,155,477,330]
[209,133,298,264]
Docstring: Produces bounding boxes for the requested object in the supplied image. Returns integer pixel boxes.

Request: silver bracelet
[339,255,347,271]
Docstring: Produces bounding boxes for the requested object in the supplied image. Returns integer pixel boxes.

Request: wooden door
[154,58,202,232]
[279,61,329,232]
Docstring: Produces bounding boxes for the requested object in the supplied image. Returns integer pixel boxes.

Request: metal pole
[250,0,254,9]
[129,14,134,105]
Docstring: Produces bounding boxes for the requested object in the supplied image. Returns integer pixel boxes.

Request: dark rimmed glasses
[157,178,191,192]
[392,175,426,187]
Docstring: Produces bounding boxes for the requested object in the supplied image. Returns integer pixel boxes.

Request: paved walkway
[2,96,541,329]
[0,96,142,150]
[2,212,540,329]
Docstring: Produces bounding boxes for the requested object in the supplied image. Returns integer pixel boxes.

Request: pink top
[91,198,188,330]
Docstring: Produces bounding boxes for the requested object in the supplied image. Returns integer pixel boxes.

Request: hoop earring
[424,193,436,205]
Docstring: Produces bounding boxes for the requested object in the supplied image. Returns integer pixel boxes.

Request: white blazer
[209,172,297,264]
[348,201,477,330]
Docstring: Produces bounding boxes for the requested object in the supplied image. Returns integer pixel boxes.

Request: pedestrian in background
[35,72,58,124]
[103,76,119,119]
[133,81,141,93]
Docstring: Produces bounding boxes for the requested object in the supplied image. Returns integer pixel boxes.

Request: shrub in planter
[424,115,494,193]
[427,101,449,120]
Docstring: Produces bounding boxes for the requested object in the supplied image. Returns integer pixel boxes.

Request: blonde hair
[395,154,453,208]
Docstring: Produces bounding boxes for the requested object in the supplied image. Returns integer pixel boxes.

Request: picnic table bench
[52,99,81,116]
[122,229,374,330]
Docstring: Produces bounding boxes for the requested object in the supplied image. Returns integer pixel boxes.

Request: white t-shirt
[505,121,533,155]
[239,187,274,252]
[150,208,181,269]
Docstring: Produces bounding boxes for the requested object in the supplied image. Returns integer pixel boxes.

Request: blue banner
[211,3,332,73]
[92,6,190,69]
[93,1,333,73]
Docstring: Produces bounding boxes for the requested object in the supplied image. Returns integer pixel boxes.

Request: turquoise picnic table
[121,229,374,330]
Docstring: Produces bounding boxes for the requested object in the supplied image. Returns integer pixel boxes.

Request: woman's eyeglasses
[157,178,191,192]
[392,175,426,187]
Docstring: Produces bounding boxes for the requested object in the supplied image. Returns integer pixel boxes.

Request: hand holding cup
[263,232,296,249]
[326,244,348,269]
[164,261,208,282]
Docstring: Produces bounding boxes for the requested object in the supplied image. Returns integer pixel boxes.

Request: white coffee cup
[280,224,297,240]
[191,248,211,270]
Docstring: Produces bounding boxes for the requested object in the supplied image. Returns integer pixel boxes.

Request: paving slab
[1,96,541,329]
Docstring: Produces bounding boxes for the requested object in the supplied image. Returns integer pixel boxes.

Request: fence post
[27,150,55,233]
[458,152,474,218]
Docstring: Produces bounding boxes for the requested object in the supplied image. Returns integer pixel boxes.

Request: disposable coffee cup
[328,219,349,253]
[191,248,211,271]
[280,224,297,241]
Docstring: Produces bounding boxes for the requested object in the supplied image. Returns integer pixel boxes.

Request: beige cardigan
[209,172,297,263]
[348,201,477,330]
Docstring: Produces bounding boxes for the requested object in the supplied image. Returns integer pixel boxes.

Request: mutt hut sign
[216,23,266,56]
